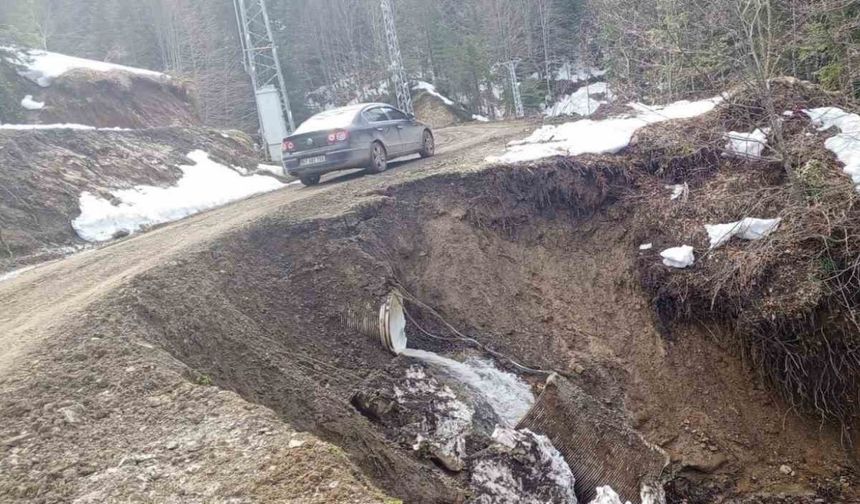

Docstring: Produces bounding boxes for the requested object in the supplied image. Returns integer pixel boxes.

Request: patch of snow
[725,128,769,159]
[0,123,131,131]
[546,82,612,117]
[555,62,607,84]
[72,150,285,242]
[394,364,474,465]
[471,428,578,504]
[489,96,724,164]
[588,486,631,504]
[661,246,695,269]
[413,81,455,106]
[256,163,285,177]
[473,114,490,122]
[6,47,166,87]
[20,95,44,110]
[0,265,37,283]
[399,349,535,428]
[639,243,653,251]
[705,217,781,250]
[804,107,860,192]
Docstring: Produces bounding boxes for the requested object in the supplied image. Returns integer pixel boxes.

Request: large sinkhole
[120,160,851,503]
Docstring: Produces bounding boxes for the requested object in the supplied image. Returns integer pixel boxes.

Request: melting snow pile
[546,82,612,118]
[705,218,781,250]
[805,107,860,192]
[20,95,44,110]
[394,365,475,469]
[471,427,579,504]
[413,81,456,106]
[725,128,769,159]
[661,246,695,269]
[5,47,166,87]
[72,150,284,242]
[489,96,723,164]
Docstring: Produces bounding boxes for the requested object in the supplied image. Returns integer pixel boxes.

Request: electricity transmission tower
[504,60,525,118]
[380,0,413,115]
[233,0,295,160]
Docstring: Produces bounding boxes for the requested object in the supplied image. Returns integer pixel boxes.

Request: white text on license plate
[300,155,326,166]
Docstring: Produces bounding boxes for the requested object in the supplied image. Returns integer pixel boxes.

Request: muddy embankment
[0,128,268,273]
[91,133,858,503]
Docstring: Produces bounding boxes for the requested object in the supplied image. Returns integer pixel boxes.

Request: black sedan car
[282,103,435,186]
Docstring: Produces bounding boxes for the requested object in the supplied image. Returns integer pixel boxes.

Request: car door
[383,107,422,153]
[363,107,403,155]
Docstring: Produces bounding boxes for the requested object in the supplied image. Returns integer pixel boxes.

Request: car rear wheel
[419,130,435,158]
[300,175,320,186]
[365,142,388,174]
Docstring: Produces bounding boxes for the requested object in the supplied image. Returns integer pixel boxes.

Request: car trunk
[287,131,334,154]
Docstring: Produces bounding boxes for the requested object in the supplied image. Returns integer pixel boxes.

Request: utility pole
[504,60,525,118]
[380,0,413,115]
[233,0,295,161]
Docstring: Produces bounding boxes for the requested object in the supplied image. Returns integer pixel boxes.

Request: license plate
[300,155,326,166]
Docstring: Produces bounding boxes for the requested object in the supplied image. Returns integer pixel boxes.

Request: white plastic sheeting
[660,246,695,269]
[725,128,769,159]
[705,218,782,250]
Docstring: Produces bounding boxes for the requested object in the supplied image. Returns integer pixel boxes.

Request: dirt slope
[0,127,266,273]
[1,101,858,504]
[0,121,527,503]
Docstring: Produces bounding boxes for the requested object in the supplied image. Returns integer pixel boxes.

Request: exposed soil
[1,99,858,504]
[0,127,270,273]
[413,91,475,129]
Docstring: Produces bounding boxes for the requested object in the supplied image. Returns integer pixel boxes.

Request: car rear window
[293,107,361,135]
[364,108,389,123]
[385,108,408,120]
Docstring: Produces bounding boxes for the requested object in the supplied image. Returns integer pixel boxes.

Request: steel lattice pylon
[505,60,525,118]
[380,0,413,115]
[234,0,295,133]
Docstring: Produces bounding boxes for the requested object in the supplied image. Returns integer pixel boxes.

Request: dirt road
[0,120,528,378]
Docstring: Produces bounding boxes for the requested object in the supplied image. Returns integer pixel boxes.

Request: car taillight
[282,139,295,152]
[327,130,349,144]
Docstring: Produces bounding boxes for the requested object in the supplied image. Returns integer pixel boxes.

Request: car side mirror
[407,113,416,120]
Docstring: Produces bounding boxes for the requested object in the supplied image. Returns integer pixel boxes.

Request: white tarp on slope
[705,218,782,250]
[804,107,860,192]
[725,128,770,159]
[73,150,284,242]
[5,47,166,87]
[488,96,724,164]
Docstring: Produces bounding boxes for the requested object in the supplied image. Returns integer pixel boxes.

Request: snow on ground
[72,150,285,242]
[0,123,131,131]
[0,265,36,283]
[555,62,607,84]
[661,246,695,269]
[804,107,860,192]
[705,218,781,250]
[489,96,724,164]
[413,81,456,106]
[255,163,286,177]
[472,114,490,122]
[5,47,166,87]
[20,95,44,110]
[725,128,769,159]
[588,486,631,504]
[546,82,612,117]
[666,183,688,201]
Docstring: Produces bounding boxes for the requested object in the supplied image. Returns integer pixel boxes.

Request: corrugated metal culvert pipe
[345,290,407,355]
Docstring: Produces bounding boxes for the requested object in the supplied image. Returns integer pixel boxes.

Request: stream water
[398,348,535,429]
